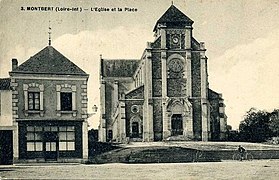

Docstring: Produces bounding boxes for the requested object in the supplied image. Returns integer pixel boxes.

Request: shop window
[26,125,43,152]
[59,126,75,151]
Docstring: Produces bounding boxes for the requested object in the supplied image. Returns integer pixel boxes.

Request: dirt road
[0,160,278,179]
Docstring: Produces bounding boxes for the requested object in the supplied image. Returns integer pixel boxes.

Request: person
[238,145,246,161]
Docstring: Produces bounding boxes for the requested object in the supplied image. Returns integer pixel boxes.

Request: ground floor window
[25,125,76,152]
[26,126,43,151]
[59,126,75,151]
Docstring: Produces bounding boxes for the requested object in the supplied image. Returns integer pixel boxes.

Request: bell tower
[151,5,195,140]
[153,5,193,50]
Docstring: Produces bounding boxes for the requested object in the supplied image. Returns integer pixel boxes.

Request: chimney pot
[12,58,18,71]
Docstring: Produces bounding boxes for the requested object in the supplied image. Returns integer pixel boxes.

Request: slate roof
[0,78,11,90]
[101,59,140,77]
[208,88,223,100]
[154,5,194,31]
[191,37,201,50]
[12,46,87,76]
[125,85,144,99]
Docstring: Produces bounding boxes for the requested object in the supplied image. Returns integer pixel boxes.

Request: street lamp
[88,105,98,118]
[92,105,98,113]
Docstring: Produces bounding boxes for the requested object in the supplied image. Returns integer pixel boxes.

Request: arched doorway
[131,122,139,138]
[130,116,142,139]
[171,114,183,136]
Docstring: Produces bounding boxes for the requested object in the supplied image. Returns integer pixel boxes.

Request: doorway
[43,132,58,161]
[131,122,139,138]
[171,114,183,136]
[0,130,13,164]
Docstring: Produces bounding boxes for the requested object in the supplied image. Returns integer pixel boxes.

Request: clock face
[168,59,183,72]
[172,35,180,44]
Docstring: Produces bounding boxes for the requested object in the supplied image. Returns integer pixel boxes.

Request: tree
[239,108,272,142]
[269,109,279,137]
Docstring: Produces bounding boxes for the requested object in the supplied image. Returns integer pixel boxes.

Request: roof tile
[12,46,87,76]
[0,78,11,90]
[101,59,140,77]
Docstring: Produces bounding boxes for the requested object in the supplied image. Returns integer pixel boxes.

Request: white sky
[1,0,279,129]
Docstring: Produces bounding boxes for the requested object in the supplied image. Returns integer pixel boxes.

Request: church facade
[99,5,227,142]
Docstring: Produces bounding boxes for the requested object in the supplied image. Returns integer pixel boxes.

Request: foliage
[269,109,279,136]
[239,108,273,142]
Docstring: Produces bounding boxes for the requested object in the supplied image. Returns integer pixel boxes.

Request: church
[99,5,227,142]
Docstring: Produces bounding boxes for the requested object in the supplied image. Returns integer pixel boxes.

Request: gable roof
[125,85,144,99]
[101,59,140,77]
[11,46,88,76]
[154,5,193,31]
[0,78,11,90]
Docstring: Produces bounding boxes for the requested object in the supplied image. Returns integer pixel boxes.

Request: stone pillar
[185,27,192,49]
[200,42,209,141]
[161,51,169,139]
[82,121,88,160]
[13,123,18,161]
[219,96,227,140]
[99,80,106,142]
[11,78,19,161]
[186,50,192,97]
[119,101,126,142]
[143,50,154,141]
[113,81,119,110]
[161,28,166,48]
[184,107,194,139]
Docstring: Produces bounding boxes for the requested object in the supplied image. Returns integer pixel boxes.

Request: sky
[1,0,279,129]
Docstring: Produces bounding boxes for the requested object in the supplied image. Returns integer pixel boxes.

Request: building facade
[0,78,14,164]
[9,46,89,162]
[99,5,227,142]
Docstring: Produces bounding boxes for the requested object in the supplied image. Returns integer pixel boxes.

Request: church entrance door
[131,122,139,138]
[171,114,183,136]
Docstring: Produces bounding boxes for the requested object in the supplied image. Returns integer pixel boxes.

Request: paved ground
[0,160,278,179]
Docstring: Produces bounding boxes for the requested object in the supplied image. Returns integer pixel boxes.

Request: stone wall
[152,52,162,97]
[12,77,87,121]
[191,51,202,140]
[208,90,221,141]
[105,83,113,127]
[153,99,162,141]
[191,52,201,97]
[125,101,143,137]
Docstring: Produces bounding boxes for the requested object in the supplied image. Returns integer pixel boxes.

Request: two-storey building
[9,45,89,162]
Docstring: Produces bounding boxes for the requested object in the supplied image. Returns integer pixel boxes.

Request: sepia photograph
[1,0,279,179]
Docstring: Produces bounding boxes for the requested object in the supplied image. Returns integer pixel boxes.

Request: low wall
[89,146,279,164]
[202,150,279,161]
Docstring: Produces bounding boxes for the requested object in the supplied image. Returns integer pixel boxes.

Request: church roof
[11,46,88,76]
[208,88,223,100]
[101,59,140,77]
[153,5,193,31]
[0,78,11,90]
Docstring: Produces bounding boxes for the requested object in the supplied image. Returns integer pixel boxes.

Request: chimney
[12,58,18,71]
[200,42,205,50]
